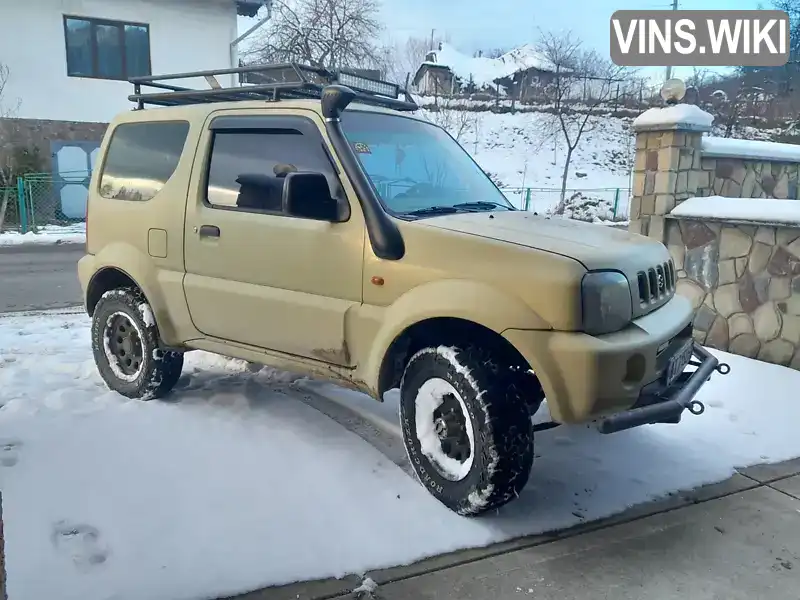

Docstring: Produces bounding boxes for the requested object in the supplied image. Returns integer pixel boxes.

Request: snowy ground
[0,224,86,246]
[2,310,800,600]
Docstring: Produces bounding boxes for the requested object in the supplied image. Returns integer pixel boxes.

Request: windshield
[340,110,514,216]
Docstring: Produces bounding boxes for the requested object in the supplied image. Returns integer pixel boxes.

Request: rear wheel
[91,288,183,400]
[399,344,534,516]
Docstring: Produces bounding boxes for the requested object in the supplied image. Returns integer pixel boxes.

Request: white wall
[0,0,239,122]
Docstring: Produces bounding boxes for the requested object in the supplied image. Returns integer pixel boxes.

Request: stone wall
[0,117,108,173]
[630,102,800,370]
[699,157,800,200]
[667,218,800,369]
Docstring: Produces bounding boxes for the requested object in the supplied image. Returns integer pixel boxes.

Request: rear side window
[99,121,190,201]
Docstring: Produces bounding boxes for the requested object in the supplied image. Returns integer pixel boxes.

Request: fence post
[16,176,27,235]
[524,188,531,211]
[612,188,620,219]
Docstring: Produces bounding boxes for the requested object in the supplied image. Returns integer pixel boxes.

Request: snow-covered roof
[236,0,268,17]
[670,195,800,226]
[702,137,800,163]
[632,104,714,132]
[421,43,555,88]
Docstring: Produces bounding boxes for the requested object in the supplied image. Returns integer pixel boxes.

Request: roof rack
[128,63,419,112]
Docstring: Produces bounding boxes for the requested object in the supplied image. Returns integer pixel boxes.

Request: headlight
[581,271,633,335]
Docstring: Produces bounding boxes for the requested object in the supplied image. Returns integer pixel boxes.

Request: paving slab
[737,458,800,483]
[770,475,800,500]
[360,487,800,600]
[223,575,361,600]
[363,473,756,587]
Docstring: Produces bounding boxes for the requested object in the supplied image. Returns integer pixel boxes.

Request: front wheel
[91,288,184,400]
[399,345,534,516]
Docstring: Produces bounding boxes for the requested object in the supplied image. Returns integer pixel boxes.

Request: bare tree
[246,0,382,70]
[424,97,476,142]
[377,33,450,87]
[0,64,20,233]
[536,31,625,210]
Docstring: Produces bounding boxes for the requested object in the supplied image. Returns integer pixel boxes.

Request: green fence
[0,171,91,234]
[500,187,631,221]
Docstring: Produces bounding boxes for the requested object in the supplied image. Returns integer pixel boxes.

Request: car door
[182,110,365,366]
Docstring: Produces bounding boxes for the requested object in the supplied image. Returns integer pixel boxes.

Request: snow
[414,377,474,481]
[353,577,378,596]
[424,43,554,89]
[702,136,800,163]
[138,303,155,328]
[3,310,800,599]
[670,195,800,226]
[420,106,633,218]
[632,103,714,131]
[0,224,85,246]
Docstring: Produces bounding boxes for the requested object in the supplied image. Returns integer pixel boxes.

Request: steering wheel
[395,182,436,199]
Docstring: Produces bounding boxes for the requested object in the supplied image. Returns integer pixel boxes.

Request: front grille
[636,259,676,307]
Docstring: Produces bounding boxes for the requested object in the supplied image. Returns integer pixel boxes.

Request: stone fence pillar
[629,104,714,244]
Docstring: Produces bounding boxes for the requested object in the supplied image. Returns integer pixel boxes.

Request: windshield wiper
[403,205,463,217]
[451,201,515,211]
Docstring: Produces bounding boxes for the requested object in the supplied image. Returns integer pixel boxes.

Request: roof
[419,43,556,88]
[236,0,268,17]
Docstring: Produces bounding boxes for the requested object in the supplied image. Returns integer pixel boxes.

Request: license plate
[665,341,693,385]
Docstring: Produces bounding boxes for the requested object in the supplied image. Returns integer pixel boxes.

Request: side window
[99,121,189,201]
[206,130,338,213]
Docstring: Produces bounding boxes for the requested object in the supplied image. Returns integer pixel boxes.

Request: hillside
[417,101,636,221]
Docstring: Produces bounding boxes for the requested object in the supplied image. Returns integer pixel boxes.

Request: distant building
[412,43,558,99]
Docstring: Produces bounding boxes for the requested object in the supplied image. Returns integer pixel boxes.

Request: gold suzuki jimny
[78,64,728,516]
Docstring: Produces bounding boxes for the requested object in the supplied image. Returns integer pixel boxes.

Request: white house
[1,0,268,123]
[0,0,269,222]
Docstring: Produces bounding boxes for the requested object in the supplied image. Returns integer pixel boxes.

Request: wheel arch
[362,280,551,409]
[83,243,183,345]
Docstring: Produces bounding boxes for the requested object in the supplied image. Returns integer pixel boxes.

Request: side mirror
[281,172,341,222]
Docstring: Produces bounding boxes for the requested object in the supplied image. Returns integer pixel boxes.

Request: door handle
[198,225,220,238]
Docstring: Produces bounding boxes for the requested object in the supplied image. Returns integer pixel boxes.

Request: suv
[78,64,728,516]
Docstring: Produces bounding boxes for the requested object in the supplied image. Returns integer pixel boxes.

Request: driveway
[234,462,800,600]
[0,244,83,312]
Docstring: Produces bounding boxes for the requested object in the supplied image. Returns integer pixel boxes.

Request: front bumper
[596,343,729,434]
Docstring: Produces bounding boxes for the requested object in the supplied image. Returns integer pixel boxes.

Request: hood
[418,210,666,271]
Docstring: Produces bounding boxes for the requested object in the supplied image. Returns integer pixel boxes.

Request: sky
[239,0,764,82]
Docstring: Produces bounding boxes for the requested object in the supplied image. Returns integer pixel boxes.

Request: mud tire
[91,287,183,400]
[399,344,534,516]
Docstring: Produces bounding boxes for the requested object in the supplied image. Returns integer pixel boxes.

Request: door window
[206,129,340,214]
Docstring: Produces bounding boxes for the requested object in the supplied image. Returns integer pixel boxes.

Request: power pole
[665,0,679,81]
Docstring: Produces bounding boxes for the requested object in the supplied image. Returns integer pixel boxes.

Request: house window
[64,16,151,80]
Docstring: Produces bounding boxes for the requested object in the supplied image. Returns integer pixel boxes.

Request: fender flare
[85,243,180,344]
[361,279,552,394]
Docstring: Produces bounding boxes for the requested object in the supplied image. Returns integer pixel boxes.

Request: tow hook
[690,361,729,416]
[688,400,705,415]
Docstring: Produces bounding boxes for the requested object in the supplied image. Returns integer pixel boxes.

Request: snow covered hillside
[418,102,636,220]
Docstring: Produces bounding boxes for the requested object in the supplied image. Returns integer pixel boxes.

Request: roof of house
[235,0,268,17]
[417,43,555,88]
